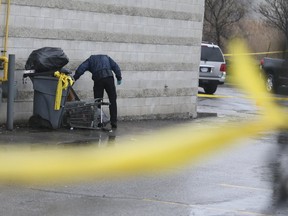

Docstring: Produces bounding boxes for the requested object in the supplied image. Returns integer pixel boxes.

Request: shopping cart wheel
[97,123,104,128]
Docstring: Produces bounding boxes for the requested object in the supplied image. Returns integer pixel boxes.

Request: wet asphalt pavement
[1,84,288,215]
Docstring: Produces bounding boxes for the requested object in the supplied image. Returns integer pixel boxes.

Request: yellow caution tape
[0,56,8,82]
[224,50,288,57]
[0,119,280,184]
[54,71,74,110]
[198,93,288,101]
[0,39,287,184]
[228,39,286,125]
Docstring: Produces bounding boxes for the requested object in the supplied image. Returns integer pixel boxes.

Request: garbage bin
[28,75,69,129]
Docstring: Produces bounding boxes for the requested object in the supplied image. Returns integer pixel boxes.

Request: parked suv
[199,42,226,94]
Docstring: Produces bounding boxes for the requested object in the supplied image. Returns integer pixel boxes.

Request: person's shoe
[111,123,117,129]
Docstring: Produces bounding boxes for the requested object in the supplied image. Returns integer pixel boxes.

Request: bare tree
[203,0,247,48]
[258,0,288,43]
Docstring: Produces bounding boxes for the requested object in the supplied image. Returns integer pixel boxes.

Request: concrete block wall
[0,0,204,123]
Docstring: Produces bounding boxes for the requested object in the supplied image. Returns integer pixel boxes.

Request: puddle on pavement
[57,135,116,147]
[0,125,117,149]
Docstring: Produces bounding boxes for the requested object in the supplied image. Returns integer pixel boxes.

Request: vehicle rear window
[201,46,224,62]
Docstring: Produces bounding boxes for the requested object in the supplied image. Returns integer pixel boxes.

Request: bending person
[73,55,122,129]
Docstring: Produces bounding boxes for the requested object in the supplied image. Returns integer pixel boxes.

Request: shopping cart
[63,92,111,130]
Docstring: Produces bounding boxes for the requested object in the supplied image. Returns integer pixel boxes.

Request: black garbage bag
[25,47,69,72]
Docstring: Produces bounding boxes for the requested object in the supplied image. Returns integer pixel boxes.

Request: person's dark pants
[93,77,117,125]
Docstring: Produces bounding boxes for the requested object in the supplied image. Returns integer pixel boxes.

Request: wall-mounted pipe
[3,0,10,57]
[0,0,10,82]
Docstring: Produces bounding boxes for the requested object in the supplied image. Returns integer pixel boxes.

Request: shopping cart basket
[63,98,110,130]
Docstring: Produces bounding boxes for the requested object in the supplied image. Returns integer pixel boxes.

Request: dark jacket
[74,55,122,81]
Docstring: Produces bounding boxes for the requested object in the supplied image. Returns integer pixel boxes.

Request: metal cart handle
[101,102,111,106]
[94,98,110,106]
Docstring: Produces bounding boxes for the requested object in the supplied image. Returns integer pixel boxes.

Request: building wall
[0,0,204,123]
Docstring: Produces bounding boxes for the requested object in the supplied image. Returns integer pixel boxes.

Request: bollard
[6,54,15,131]
[0,83,2,103]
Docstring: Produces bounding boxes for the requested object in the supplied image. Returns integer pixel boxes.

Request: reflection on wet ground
[0,117,199,147]
[0,124,117,148]
[57,134,116,147]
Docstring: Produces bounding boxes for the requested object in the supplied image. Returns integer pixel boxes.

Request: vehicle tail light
[220,63,226,72]
[260,59,264,65]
